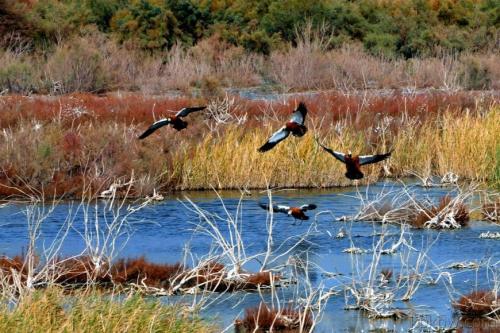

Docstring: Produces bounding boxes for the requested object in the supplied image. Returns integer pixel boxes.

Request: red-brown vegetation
[0,254,280,294]
[182,262,279,292]
[456,319,500,333]
[49,256,110,285]
[111,257,183,289]
[0,255,26,283]
[243,271,280,289]
[410,196,470,229]
[235,303,312,332]
[453,290,499,318]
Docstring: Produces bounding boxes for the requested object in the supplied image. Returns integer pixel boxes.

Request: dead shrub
[44,37,108,94]
[235,303,312,332]
[50,256,110,285]
[482,200,499,223]
[453,290,498,318]
[410,195,470,229]
[0,256,26,283]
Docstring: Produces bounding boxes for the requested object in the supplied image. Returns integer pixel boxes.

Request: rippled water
[0,180,498,332]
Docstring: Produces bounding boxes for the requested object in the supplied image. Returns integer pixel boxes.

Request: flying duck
[259,203,317,223]
[138,106,206,139]
[258,102,308,152]
[316,139,392,180]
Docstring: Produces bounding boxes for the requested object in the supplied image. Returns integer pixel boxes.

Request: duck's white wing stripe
[138,118,171,139]
[331,151,346,162]
[359,151,392,165]
[258,126,290,152]
[275,204,291,212]
[176,106,206,118]
[269,127,290,143]
[316,139,346,162]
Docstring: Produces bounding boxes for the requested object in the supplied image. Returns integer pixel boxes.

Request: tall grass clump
[0,287,216,333]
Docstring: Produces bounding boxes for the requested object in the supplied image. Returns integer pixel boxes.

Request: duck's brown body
[289,207,308,220]
[285,122,307,137]
[259,203,317,223]
[315,138,393,180]
[344,156,364,180]
[169,116,188,131]
[257,102,308,152]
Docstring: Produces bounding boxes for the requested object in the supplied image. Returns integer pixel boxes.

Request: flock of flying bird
[138,102,393,223]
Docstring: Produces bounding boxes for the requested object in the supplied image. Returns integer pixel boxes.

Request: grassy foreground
[0,287,215,333]
[0,92,498,198]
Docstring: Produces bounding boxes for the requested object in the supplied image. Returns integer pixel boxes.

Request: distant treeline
[1,0,498,57]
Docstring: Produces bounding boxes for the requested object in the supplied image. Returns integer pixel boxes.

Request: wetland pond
[0,180,499,332]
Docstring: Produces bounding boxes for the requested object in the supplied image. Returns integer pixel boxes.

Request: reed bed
[0,287,216,333]
[0,92,498,198]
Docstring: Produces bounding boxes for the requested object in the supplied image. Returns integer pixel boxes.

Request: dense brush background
[0,0,499,94]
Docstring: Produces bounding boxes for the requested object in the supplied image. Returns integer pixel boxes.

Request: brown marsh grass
[0,92,498,198]
[453,290,499,318]
[235,303,312,332]
[410,196,470,229]
[111,257,183,289]
[0,254,279,293]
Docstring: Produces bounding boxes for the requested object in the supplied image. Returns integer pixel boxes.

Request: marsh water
[0,180,498,332]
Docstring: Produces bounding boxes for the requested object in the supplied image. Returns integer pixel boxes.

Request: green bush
[1,0,499,59]
[166,0,213,45]
[240,30,277,55]
[86,0,122,32]
[0,58,36,94]
[262,0,366,45]
[363,32,398,58]
[25,0,87,45]
[110,0,182,51]
[461,58,492,90]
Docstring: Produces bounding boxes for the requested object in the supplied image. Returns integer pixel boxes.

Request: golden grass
[0,287,216,333]
[393,110,499,182]
[179,108,499,189]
